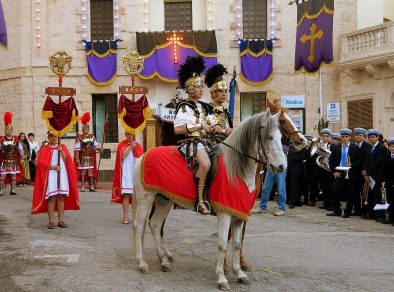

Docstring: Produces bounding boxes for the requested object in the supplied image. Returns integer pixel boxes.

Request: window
[90,0,114,40]
[92,94,118,143]
[240,92,267,121]
[164,1,192,31]
[242,0,267,39]
[347,98,373,129]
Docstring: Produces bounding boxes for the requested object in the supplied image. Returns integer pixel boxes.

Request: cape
[111,140,144,204]
[142,146,256,221]
[0,135,25,184]
[31,144,80,214]
[74,134,99,181]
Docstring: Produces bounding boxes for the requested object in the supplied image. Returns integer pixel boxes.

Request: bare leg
[57,195,65,222]
[122,195,130,223]
[195,149,211,214]
[149,196,173,272]
[216,213,231,290]
[10,174,17,195]
[231,218,250,284]
[80,170,86,192]
[47,196,56,224]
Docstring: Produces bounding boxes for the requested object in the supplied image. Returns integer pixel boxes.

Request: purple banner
[0,0,7,49]
[239,40,273,85]
[295,6,334,72]
[138,43,217,83]
[86,52,117,86]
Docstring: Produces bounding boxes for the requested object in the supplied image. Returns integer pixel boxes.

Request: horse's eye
[267,135,273,140]
[279,120,286,125]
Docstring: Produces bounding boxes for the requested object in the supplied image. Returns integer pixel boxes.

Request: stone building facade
[0,0,393,175]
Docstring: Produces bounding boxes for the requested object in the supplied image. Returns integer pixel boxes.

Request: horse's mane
[222,111,276,181]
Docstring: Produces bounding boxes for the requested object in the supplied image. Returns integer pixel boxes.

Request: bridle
[279,119,304,151]
[207,124,271,166]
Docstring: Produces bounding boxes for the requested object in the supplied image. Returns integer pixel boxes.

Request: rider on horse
[174,56,213,215]
[205,63,233,144]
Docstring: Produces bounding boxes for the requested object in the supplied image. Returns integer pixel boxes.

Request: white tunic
[45,145,70,199]
[121,149,134,195]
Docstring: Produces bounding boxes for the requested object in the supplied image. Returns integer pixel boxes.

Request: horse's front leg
[216,213,231,291]
[133,191,155,274]
[149,195,173,272]
[231,218,251,285]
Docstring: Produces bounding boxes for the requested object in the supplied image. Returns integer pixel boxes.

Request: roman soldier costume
[74,112,100,192]
[205,63,233,143]
[174,56,214,214]
[0,112,24,195]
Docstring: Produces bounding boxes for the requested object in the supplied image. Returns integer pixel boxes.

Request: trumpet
[361,181,369,206]
[344,155,351,180]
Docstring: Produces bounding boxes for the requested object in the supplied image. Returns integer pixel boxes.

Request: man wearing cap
[382,137,394,225]
[353,128,372,216]
[318,128,334,210]
[361,129,388,220]
[330,133,341,146]
[327,128,361,218]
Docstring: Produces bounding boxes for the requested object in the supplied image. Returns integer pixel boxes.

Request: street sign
[327,103,340,123]
[280,95,305,108]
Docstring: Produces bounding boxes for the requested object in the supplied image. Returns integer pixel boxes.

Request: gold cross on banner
[167,31,183,64]
[300,23,324,63]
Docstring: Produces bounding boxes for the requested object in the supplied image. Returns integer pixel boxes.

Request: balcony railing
[339,21,394,68]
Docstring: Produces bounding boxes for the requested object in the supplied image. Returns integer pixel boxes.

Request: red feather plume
[81,112,91,125]
[4,112,12,126]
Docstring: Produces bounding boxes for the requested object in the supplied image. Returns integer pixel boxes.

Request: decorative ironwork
[122,51,144,75]
[49,50,72,76]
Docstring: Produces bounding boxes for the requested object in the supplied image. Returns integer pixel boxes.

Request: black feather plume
[204,64,228,88]
[177,56,206,89]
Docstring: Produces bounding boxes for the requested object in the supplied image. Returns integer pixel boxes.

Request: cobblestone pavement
[0,185,393,291]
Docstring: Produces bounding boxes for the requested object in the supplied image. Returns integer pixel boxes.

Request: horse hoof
[139,266,150,274]
[237,277,251,285]
[161,264,171,272]
[218,282,231,291]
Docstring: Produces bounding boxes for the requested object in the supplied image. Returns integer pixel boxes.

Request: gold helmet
[177,56,205,96]
[205,64,228,93]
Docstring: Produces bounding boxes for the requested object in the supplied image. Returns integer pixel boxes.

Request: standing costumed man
[111,132,144,224]
[32,131,80,229]
[74,112,100,192]
[0,112,24,196]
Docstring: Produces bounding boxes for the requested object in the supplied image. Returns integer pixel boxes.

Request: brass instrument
[361,181,369,206]
[309,138,331,171]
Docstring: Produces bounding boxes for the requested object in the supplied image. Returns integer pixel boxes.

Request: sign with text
[280,95,305,108]
[149,102,176,122]
[327,103,340,123]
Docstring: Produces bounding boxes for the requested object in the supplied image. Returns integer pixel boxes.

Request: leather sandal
[58,221,68,228]
[196,201,210,215]
[122,218,129,224]
[47,222,55,229]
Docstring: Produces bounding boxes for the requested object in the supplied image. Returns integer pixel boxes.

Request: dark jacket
[357,141,372,170]
[383,152,394,184]
[364,142,388,181]
[329,143,361,181]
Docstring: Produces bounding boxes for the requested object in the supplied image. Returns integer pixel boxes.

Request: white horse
[132,109,288,290]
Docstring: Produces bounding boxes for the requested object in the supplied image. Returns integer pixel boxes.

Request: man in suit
[327,128,361,218]
[318,128,334,210]
[361,129,388,220]
[352,128,372,216]
[382,137,394,225]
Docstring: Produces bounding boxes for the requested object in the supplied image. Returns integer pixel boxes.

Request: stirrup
[196,200,211,215]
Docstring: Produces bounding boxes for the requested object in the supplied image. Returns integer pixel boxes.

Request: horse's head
[258,109,288,174]
[267,99,308,151]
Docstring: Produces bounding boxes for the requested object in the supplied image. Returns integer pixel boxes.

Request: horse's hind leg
[231,218,250,285]
[216,213,231,291]
[134,191,155,274]
[149,195,173,272]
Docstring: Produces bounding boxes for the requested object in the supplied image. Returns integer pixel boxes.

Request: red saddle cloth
[142,146,256,221]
